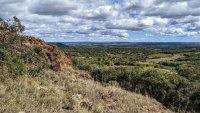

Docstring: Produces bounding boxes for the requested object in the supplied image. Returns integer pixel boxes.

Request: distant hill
[52,42,200,47]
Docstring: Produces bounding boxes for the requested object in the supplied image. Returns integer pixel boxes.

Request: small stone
[76,94,83,99]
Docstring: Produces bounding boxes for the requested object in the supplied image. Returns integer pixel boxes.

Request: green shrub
[176,65,200,80]
[8,56,27,76]
[34,46,43,54]
[21,50,36,63]
[28,62,48,77]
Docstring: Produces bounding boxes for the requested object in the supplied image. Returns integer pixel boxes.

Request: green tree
[0,16,25,33]
[9,16,25,33]
[13,16,25,33]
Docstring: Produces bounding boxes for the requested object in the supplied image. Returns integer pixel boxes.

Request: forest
[59,44,200,112]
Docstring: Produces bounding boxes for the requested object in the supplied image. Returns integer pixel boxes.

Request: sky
[1,0,200,42]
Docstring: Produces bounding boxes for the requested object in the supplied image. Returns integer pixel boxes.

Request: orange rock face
[28,37,73,71]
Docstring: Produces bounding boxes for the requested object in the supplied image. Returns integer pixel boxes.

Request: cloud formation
[29,0,79,16]
[1,0,200,41]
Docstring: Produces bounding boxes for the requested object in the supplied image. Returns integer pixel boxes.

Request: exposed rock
[28,37,72,71]
[78,70,92,80]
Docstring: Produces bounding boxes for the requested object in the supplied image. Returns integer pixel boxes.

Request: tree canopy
[0,16,25,33]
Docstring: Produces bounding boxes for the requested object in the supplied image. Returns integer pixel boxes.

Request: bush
[34,46,43,54]
[176,65,200,80]
[28,62,48,77]
[8,55,27,76]
[21,50,36,63]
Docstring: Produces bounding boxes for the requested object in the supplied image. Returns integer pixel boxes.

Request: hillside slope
[0,30,172,113]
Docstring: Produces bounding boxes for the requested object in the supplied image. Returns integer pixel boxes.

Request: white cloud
[29,0,80,16]
[75,5,119,20]
[1,0,200,41]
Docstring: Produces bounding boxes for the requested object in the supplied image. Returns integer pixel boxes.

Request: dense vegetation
[61,45,200,112]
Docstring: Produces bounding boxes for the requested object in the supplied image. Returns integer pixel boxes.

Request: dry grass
[0,67,172,113]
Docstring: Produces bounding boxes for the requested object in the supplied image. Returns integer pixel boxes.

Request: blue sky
[1,0,200,42]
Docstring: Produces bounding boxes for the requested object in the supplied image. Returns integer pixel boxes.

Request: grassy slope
[0,68,172,113]
[0,30,171,113]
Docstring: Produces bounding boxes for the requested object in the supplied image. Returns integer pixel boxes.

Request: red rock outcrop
[0,30,72,71]
[28,37,73,71]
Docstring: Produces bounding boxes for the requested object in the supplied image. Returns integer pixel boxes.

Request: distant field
[146,54,184,63]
